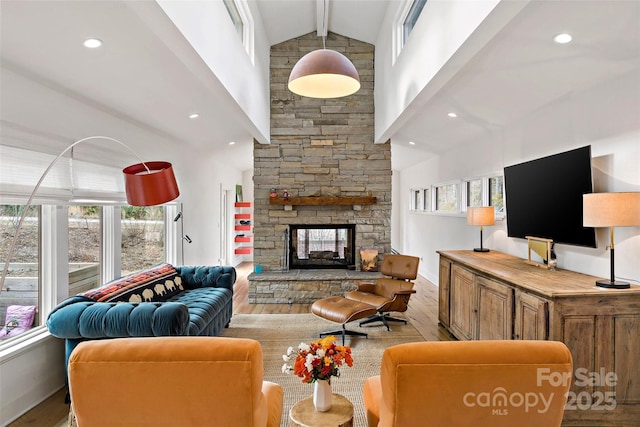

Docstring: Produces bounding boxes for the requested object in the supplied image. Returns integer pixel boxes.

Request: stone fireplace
[248,31,391,303]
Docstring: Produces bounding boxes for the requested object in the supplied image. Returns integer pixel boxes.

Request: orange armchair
[363,340,573,427]
[68,336,283,427]
[346,254,419,330]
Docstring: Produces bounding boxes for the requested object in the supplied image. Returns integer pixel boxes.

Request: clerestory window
[402,0,427,45]
[223,0,243,41]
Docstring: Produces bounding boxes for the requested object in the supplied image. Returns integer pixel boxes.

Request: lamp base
[473,248,490,253]
[596,279,630,289]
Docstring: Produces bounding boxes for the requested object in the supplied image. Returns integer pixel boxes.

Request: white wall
[374,0,520,143]
[0,39,247,425]
[0,334,64,426]
[156,0,271,144]
[398,70,640,285]
[172,151,244,267]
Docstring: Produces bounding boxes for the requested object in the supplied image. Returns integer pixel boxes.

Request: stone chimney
[252,31,391,275]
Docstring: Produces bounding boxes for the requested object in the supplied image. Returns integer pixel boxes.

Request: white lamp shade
[583,192,640,227]
[288,49,360,98]
[467,206,495,226]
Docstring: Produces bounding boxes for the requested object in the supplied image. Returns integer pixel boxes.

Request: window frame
[413,173,504,219]
[434,180,460,214]
[223,0,255,64]
[393,0,428,62]
[0,200,178,353]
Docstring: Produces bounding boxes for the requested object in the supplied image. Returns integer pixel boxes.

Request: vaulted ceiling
[1,1,638,171]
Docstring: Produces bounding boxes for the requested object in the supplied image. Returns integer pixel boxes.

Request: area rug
[221,313,426,427]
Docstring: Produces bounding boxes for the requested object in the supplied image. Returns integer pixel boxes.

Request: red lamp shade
[123,161,180,206]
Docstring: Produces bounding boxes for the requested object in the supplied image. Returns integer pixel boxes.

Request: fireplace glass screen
[289,224,356,269]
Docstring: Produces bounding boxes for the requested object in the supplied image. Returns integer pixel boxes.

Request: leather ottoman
[311,296,377,345]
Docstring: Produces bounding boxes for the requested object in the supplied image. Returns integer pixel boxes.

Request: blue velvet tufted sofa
[47,263,236,373]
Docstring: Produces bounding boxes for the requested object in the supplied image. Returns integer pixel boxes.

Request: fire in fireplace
[289,224,356,269]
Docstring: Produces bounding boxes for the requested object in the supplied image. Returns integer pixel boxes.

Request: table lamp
[467,206,495,252]
[583,192,640,289]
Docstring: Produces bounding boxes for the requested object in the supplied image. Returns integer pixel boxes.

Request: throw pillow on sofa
[0,305,37,338]
[79,263,184,303]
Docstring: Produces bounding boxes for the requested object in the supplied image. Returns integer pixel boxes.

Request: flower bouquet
[282,335,354,411]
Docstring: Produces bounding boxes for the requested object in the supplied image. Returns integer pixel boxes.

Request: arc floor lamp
[0,136,180,296]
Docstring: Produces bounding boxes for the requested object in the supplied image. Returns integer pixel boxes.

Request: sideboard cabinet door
[449,265,476,341]
[514,290,548,340]
[438,258,451,328]
[476,276,514,340]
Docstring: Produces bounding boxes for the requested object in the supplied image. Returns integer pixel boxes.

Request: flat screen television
[503,145,597,248]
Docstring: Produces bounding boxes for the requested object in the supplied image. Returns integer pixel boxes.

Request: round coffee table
[289,393,354,427]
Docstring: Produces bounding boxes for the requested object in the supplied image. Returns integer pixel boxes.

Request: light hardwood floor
[9,262,450,426]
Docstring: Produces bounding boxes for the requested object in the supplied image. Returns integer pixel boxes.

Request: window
[0,205,40,340]
[410,189,422,211]
[435,182,459,212]
[394,0,428,62]
[121,206,165,275]
[223,0,254,62]
[423,188,431,211]
[402,0,427,45]
[68,206,100,294]
[489,175,505,213]
[223,0,243,40]
[466,179,482,207]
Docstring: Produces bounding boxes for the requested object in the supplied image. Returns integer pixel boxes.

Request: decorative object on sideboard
[287,0,360,98]
[0,136,180,297]
[583,192,640,289]
[467,206,495,252]
[525,236,557,270]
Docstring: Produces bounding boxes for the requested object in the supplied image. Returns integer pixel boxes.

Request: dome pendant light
[287,0,360,99]
[288,48,360,98]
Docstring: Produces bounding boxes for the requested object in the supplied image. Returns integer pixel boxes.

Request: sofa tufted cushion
[80,263,183,303]
[176,266,236,291]
[47,300,191,339]
[168,287,233,335]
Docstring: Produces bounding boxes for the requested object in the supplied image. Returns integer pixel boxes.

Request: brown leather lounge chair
[346,254,419,330]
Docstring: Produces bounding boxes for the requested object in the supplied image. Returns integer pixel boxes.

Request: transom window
[489,175,505,213]
[435,182,459,212]
[410,175,503,217]
[466,179,482,207]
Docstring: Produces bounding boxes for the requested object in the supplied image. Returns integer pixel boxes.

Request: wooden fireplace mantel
[268,196,377,206]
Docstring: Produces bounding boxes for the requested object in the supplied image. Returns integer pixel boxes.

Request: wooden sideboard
[438,250,640,427]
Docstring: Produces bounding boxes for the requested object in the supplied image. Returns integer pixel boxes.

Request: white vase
[313,379,332,412]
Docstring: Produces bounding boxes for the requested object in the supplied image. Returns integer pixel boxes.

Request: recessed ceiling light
[447,112,458,118]
[189,113,200,119]
[83,38,102,49]
[409,141,416,145]
[229,141,236,146]
[553,33,572,44]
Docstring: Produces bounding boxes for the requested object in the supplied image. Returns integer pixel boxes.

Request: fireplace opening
[289,224,356,269]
